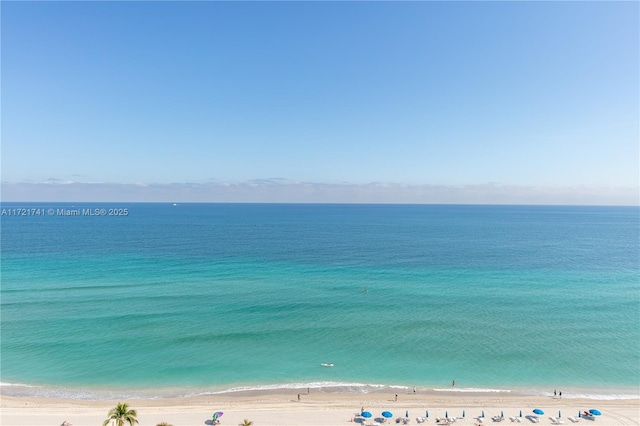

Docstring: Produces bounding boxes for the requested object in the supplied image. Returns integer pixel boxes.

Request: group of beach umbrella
[360,411,392,418]
[531,408,602,418]
[359,411,394,420]
[360,409,457,422]
[359,408,601,423]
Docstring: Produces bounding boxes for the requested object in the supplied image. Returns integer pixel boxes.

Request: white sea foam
[554,393,640,400]
[0,381,410,400]
[209,382,407,395]
[0,382,41,387]
[433,387,511,393]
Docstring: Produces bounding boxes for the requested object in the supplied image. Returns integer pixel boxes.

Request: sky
[1,1,638,204]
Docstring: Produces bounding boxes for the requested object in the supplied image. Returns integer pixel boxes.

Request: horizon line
[2,180,638,206]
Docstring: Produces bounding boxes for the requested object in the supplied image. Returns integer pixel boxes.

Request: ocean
[1,203,638,400]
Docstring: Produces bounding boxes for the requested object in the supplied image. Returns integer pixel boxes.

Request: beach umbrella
[382,411,393,419]
[361,411,372,418]
[558,411,562,418]
[501,411,504,418]
[589,409,601,416]
[533,409,544,415]
[482,410,485,418]
[445,411,448,418]
[425,410,429,418]
[212,412,223,420]
[578,411,581,418]
[519,410,522,418]
[462,410,465,418]
[406,410,409,418]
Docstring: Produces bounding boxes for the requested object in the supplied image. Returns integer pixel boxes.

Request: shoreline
[2,389,639,426]
[2,381,639,401]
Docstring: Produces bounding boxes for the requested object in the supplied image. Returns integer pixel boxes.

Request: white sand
[2,390,639,426]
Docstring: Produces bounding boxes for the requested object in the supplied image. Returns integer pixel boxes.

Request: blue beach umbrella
[519,410,522,418]
[462,410,465,418]
[445,411,448,418]
[533,409,544,415]
[589,409,601,416]
[578,411,581,418]
[425,410,429,418]
[361,411,372,418]
[382,411,393,419]
[482,410,485,418]
[501,411,504,418]
[406,410,409,418]
[558,410,562,418]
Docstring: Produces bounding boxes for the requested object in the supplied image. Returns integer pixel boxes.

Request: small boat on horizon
[321,363,334,367]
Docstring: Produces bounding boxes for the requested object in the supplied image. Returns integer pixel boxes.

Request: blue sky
[2,1,638,204]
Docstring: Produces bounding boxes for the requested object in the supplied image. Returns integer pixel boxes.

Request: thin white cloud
[1,179,638,205]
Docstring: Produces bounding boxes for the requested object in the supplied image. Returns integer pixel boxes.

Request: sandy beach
[2,389,638,426]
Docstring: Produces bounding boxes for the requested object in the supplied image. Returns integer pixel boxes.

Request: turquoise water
[1,204,638,399]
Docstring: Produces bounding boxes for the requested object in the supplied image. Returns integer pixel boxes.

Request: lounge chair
[567,417,580,423]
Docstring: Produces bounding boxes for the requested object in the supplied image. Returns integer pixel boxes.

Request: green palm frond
[103,402,139,426]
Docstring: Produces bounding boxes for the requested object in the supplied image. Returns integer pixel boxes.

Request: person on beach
[307,387,310,394]
[395,394,398,401]
[452,380,455,387]
[554,390,557,396]
[413,386,416,393]
[297,393,300,401]
[559,391,562,398]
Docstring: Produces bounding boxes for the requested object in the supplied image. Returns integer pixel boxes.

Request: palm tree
[239,420,253,426]
[103,402,139,426]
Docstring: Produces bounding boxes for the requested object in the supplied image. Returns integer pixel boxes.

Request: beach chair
[567,417,580,423]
